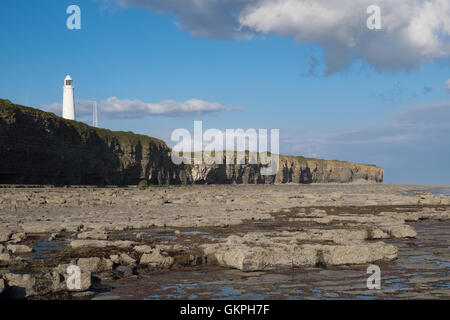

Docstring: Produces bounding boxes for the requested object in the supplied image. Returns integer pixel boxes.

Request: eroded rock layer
[0,99,383,185]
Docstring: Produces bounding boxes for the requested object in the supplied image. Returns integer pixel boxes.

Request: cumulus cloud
[42,96,243,119]
[105,0,450,73]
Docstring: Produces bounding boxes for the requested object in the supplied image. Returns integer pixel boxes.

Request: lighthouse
[62,75,75,120]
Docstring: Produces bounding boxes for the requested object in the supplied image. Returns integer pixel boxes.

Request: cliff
[0,99,383,185]
[172,156,383,184]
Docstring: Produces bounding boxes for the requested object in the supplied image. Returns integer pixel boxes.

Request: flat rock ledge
[0,185,449,299]
[202,233,398,272]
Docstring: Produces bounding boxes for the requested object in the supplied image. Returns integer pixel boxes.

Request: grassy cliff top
[0,98,168,149]
[177,151,381,169]
[0,98,380,169]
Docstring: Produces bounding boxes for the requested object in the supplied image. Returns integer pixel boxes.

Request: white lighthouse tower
[62,75,75,120]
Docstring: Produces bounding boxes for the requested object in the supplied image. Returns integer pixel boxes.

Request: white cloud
[279,101,450,183]
[42,96,243,119]
[282,101,450,156]
[106,0,450,73]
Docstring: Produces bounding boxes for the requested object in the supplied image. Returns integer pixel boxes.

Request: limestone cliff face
[0,99,383,185]
[0,99,171,185]
[170,157,383,184]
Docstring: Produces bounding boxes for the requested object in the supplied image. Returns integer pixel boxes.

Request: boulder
[119,253,136,266]
[320,242,398,266]
[76,257,113,274]
[381,224,417,238]
[109,254,120,264]
[3,273,40,299]
[10,232,27,243]
[134,245,153,254]
[202,232,399,271]
[0,231,12,242]
[7,244,33,254]
[114,265,134,278]
[0,253,12,263]
[140,250,174,268]
[52,264,92,292]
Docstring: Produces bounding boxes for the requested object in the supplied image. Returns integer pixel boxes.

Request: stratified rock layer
[0,99,383,185]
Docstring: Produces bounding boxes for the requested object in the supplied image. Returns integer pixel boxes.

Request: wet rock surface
[0,184,449,299]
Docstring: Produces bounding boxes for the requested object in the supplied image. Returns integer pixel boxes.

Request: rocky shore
[0,184,449,299]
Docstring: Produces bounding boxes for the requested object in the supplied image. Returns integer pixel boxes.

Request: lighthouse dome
[64,75,73,86]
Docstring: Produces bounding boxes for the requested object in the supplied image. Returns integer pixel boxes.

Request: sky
[0,0,449,185]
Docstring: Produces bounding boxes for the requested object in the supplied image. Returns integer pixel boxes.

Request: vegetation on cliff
[0,98,383,185]
[0,99,167,148]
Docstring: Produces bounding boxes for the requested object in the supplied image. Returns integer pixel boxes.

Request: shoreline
[0,184,449,299]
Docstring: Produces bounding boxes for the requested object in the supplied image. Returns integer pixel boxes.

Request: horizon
[1,0,449,184]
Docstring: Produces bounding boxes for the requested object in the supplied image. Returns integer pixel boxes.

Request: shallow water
[430,189,450,196]
[102,220,450,300]
[407,188,450,196]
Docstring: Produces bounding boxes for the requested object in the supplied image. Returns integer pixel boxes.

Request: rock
[110,255,120,264]
[102,258,114,271]
[7,244,33,254]
[330,192,343,201]
[0,253,12,262]
[0,231,12,242]
[369,228,390,239]
[70,240,135,249]
[10,232,27,243]
[48,233,59,241]
[70,240,110,249]
[77,257,101,273]
[0,244,5,253]
[114,265,134,278]
[77,257,114,273]
[52,264,92,292]
[381,224,417,238]
[92,293,122,300]
[202,232,398,271]
[134,245,153,254]
[119,253,136,266]
[320,242,398,266]
[113,240,136,248]
[0,278,5,295]
[3,273,38,299]
[140,250,174,269]
[203,243,317,272]
[71,291,96,299]
[135,232,144,239]
[77,231,108,240]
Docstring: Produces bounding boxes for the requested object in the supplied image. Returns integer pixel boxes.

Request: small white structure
[93,101,98,128]
[62,75,75,120]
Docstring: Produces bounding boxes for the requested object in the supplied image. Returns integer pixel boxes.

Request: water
[429,189,450,196]
[100,220,450,300]
[407,188,450,196]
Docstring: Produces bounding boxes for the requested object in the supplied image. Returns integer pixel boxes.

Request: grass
[0,98,380,169]
[0,98,168,149]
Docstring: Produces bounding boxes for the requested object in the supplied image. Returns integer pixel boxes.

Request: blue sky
[1,0,450,184]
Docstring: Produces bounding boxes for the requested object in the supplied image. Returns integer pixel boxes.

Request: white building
[62,75,75,120]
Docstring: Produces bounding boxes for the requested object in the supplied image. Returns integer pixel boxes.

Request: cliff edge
[0,99,383,185]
